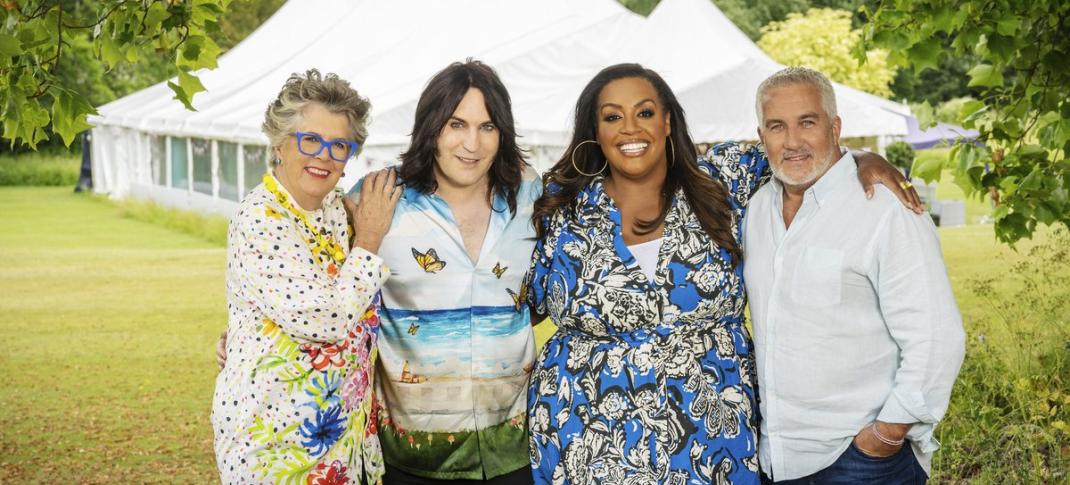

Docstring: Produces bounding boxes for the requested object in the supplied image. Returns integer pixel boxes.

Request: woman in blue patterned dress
[523,64,916,484]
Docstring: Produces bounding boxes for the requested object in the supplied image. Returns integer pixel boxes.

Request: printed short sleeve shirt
[348,164,543,480]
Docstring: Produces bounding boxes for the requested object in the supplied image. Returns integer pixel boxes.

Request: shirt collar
[404,185,509,211]
[808,150,855,207]
[268,171,335,213]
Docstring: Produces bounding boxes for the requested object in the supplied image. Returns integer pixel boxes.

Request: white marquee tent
[90,0,910,216]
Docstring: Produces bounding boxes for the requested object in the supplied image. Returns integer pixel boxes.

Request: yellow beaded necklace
[263,172,347,266]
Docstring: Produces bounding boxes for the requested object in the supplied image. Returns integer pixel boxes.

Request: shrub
[0,153,80,186]
[111,197,229,247]
[932,229,1070,483]
[885,141,915,173]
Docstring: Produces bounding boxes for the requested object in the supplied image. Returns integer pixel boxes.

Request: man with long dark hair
[349,59,539,485]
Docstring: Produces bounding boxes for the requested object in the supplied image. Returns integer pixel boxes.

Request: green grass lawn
[0,186,1065,483]
[0,187,224,483]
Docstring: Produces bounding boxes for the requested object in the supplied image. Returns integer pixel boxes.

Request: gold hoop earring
[570,140,607,177]
[667,137,675,168]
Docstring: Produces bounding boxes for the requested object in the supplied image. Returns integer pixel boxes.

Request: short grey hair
[756,66,838,126]
[262,69,372,152]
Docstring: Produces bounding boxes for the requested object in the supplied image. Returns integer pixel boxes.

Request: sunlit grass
[0,187,223,483]
[0,152,80,186]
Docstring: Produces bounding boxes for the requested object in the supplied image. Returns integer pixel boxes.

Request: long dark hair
[531,63,741,264]
[399,59,525,215]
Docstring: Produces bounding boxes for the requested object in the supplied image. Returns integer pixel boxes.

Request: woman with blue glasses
[212,69,400,485]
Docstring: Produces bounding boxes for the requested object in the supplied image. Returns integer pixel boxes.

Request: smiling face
[758,82,842,191]
[273,102,352,210]
[596,77,671,182]
[432,87,500,194]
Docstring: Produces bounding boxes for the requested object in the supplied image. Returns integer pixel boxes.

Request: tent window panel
[218,142,240,201]
[150,136,166,186]
[243,145,268,194]
[191,138,212,195]
[170,137,189,190]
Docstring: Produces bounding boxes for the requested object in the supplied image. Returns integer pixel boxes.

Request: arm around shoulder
[701,142,771,206]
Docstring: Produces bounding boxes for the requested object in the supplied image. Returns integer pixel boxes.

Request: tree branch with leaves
[862,0,1070,244]
[0,0,230,149]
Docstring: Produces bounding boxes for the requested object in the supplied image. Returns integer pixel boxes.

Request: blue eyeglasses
[292,131,361,163]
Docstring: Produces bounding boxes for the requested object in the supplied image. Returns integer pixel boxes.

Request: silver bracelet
[869,422,905,446]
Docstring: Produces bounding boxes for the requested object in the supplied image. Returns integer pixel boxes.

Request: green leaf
[928,9,956,34]
[906,37,942,72]
[167,69,205,111]
[16,19,51,50]
[0,33,20,60]
[178,35,221,70]
[967,64,1003,88]
[996,16,1020,36]
[955,143,984,172]
[1035,202,1057,225]
[952,167,980,197]
[872,30,910,51]
[98,34,123,68]
[1018,144,1047,159]
[912,151,946,183]
[3,100,50,149]
[959,100,985,122]
[192,0,226,22]
[996,212,1031,244]
[181,37,203,63]
[1000,176,1020,197]
[51,89,96,147]
[985,34,1018,63]
[965,165,986,191]
[143,2,171,30]
[993,203,1010,221]
[1019,165,1044,191]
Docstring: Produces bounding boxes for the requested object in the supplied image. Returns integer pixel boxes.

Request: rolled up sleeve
[871,207,966,426]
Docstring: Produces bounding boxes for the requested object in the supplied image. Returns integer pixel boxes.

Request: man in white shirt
[743,67,966,484]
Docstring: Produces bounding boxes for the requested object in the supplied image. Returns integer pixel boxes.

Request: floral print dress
[525,144,768,485]
[212,174,389,485]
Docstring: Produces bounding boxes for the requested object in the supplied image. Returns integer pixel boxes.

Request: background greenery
[0,0,285,154]
[0,151,79,186]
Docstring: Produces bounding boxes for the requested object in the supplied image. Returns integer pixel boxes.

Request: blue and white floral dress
[525,144,768,485]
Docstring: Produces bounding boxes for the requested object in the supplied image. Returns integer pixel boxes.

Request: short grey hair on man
[262,69,372,153]
[755,66,838,126]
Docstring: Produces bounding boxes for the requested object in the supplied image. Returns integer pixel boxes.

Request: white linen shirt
[742,152,966,481]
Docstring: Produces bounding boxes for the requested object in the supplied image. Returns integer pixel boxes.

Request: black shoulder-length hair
[398,59,525,215]
[531,63,741,265]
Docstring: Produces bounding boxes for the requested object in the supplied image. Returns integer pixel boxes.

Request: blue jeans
[762,442,927,485]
